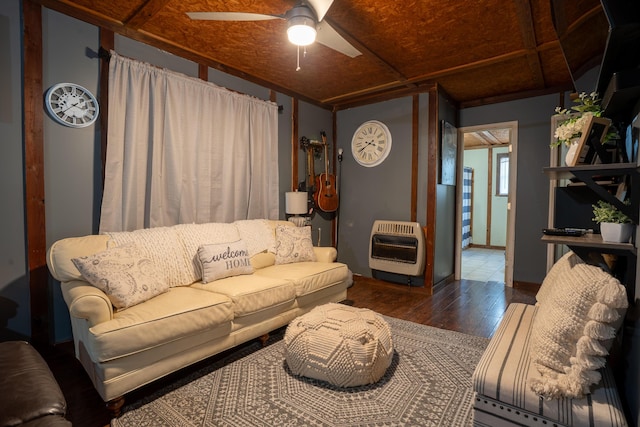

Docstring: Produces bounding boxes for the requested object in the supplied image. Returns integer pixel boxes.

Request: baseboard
[512,281,540,292]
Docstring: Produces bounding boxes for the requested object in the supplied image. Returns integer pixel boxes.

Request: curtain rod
[97,47,283,113]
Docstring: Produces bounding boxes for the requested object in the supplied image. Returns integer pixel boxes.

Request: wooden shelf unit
[543,163,640,223]
[543,162,639,299]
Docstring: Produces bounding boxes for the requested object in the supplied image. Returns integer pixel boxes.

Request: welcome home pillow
[528,253,628,399]
[275,225,316,265]
[197,240,254,283]
[72,244,169,309]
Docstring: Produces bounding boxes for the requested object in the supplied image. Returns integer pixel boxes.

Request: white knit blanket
[233,219,276,256]
[106,220,276,287]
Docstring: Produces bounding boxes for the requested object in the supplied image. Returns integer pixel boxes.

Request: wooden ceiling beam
[327,49,533,106]
[124,0,172,30]
[33,0,124,29]
[323,17,415,88]
[513,0,545,88]
[332,83,437,111]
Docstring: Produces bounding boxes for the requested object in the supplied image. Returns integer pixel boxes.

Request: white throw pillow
[535,250,575,306]
[72,244,169,309]
[275,225,316,264]
[528,253,628,398]
[106,226,194,287]
[197,240,254,283]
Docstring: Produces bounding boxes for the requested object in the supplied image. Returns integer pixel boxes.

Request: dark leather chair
[0,341,71,427]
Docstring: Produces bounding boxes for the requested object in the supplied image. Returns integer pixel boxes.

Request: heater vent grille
[369,220,425,276]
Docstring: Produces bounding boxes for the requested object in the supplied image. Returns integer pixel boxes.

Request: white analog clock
[45,83,99,128]
[351,120,392,167]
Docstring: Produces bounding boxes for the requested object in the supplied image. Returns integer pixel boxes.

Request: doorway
[455,121,518,287]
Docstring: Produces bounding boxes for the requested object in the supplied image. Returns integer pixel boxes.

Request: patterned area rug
[111,316,488,426]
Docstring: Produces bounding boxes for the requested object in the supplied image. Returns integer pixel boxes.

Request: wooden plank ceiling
[464,129,511,149]
[33,0,608,110]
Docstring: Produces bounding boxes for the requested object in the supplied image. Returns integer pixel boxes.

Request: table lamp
[285,191,308,227]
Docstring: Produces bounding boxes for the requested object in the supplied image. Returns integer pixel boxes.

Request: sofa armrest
[61,280,114,327]
[313,246,337,263]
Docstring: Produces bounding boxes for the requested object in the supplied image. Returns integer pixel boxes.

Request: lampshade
[285,191,308,215]
[287,16,316,46]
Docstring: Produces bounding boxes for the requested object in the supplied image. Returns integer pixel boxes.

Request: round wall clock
[351,120,392,167]
[45,83,99,128]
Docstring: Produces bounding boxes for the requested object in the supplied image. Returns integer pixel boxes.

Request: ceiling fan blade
[186,12,283,21]
[307,0,334,21]
[316,21,362,58]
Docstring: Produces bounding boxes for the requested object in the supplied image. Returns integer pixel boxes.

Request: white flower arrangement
[551,92,603,147]
[553,112,594,146]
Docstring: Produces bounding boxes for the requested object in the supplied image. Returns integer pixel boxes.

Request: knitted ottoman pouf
[284,303,394,387]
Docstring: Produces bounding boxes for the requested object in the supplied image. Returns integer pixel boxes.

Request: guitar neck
[306,147,315,188]
[321,132,329,177]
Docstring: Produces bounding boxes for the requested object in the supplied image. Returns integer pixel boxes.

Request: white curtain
[99,53,279,233]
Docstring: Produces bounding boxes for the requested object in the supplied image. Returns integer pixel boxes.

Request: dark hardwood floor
[36,276,537,427]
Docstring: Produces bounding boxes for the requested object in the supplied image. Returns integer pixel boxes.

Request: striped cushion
[472,303,627,426]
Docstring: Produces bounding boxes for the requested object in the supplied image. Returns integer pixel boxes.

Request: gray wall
[460,67,600,285]
[336,98,416,276]
[0,0,28,339]
[42,8,101,343]
[461,95,555,284]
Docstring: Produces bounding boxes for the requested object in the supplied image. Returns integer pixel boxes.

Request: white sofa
[46,220,350,414]
[472,251,629,426]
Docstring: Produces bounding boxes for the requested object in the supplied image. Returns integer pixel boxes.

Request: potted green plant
[592,200,634,242]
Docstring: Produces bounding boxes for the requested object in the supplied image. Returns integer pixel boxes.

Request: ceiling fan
[186,0,362,59]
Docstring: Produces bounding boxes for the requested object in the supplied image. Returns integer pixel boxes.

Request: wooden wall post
[23,0,48,344]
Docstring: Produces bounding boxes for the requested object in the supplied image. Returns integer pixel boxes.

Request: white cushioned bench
[472,303,627,427]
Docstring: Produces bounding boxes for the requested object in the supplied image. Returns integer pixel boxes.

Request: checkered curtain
[462,167,473,248]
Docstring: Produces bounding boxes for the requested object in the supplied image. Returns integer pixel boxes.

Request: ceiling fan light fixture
[286,5,317,46]
[287,17,317,46]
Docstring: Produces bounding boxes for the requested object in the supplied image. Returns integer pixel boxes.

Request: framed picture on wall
[565,115,612,166]
[440,120,457,185]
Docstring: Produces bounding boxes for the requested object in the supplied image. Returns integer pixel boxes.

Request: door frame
[454,121,518,287]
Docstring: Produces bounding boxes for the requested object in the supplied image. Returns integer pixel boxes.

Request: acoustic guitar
[315,132,339,212]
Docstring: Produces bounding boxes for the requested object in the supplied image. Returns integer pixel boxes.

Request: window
[496,153,509,196]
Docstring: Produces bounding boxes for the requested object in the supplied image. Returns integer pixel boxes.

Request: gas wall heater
[369,220,425,277]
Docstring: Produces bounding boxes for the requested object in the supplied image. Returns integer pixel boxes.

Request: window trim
[496,152,509,197]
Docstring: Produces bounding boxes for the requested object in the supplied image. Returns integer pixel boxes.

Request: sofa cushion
[275,225,316,264]
[250,252,276,270]
[528,253,628,398]
[196,240,254,283]
[255,262,349,297]
[191,274,295,317]
[473,303,627,426]
[87,287,233,362]
[72,244,169,309]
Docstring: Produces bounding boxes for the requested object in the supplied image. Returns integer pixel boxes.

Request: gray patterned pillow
[275,225,316,264]
[196,240,254,283]
[72,244,169,309]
